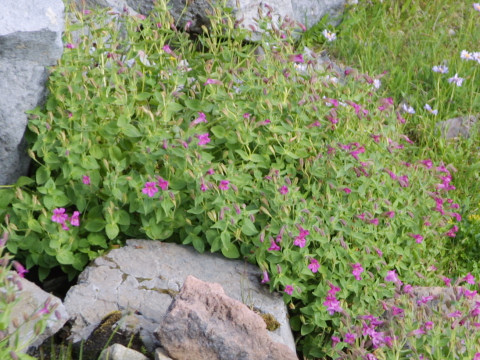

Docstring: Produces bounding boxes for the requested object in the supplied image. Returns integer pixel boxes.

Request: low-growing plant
[0,232,58,360]
[0,0,479,358]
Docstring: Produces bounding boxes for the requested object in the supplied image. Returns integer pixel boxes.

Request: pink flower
[52,208,69,224]
[442,276,452,286]
[369,218,379,226]
[268,240,280,251]
[403,284,413,293]
[331,336,340,347]
[279,185,289,194]
[289,54,304,63]
[342,187,351,194]
[446,225,459,237]
[204,78,222,85]
[261,270,270,283]
[351,263,364,280]
[293,236,306,248]
[65,43,75,49]
[219,180,230,191]
[420,159,433,168]
[417,296,434,305]
[70,211,80,227]
[448,310,462,318]
[206,168,215,175]
[349,146,365,160]
[200,183,208,192]
[12,261,28,278]
[371,134,381,143]
[384,211,395,218]
[323,295,342,315]
[450,212,462,222]
[308,258,320,273]
[328,283,341,295]
[463,273,476,285]
[142,182,158,197]
[344,333,355,344]
[424,321,434,330]
[284,285,294,295]
[397,175,409,187]
[410,234,424,243]
[157,177,169,190]
[196,133,211,146]
[190,112,207,127]
[474,353,480,360]
[162,44,174,54]
[385,270,401,284]
[391,306,404,316]
[82,175,91,185]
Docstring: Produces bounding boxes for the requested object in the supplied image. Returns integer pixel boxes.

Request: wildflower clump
[0,1,477,358]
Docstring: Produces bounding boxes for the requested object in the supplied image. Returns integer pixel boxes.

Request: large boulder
[75,0,346,34]
[11,277,69,351]
[63,240,296,353]
[156,275,298,360]
[0,0,64,185]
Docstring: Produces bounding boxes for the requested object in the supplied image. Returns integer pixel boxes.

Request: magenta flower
[351,263,364,281]
[284,285,294,295]
[445,225,459,237]
[52,208,69,224]
[323,295,342,315]
[293,236,306,248]
[385,270,401,284]
[463,273,476,285]
[342,187,351,194]
[391,306,404,317]
[403,284,413,293]
[12,261,28,278]
[344,333,355,344]
[261,270,270,283]
[268,240,280,251]
[279,185,289,194]
[190,112,207,127]
[417,295,434,305]
[384,211,395,218]
[219,180,230,191]
[289,54,304,63]
[70,211,80,227]
[474,353,480,360]
[308,258,320,273]
[200,183,208,192]
[410,234,424,243]
[157,177,169,190]
[196,133,211,146]
[368,218,379,226]
[349,146,365,160]
[82,175,91,185]
[204,78,222,85]
[331,336,340,347]
[142,182,158,197]
[397,175,409,187]
[371,134,381,143]
[65,43,76,49]
[328,283,341,295]
[448,310,462,318]
[162,44,174,54]
[442,276,452,286]
[420,159,433,168]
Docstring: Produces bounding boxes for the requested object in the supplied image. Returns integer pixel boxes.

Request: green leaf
[0,189,14,209]
[192,235,205,253]
[36,167,51,185]
[106,223,119,240]
[15,176,35,187]
[241,218,258,236]
[27,218,43,233]
[211,125,226,138]
[167,102,184,112]
[115,210,131,226]
[221,241,240,259]
[56,248,75,265]
[84,219,106,232]
[184,99,203,111]
[87,233,108,248]
[122,124,142,138]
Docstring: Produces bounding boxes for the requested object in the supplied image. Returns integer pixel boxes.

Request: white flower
[424,104,438,115]
[473,52,480,64]
[322,29,337,42]
[432,64,448,74]
[448,73,464,87]
[373,79,381,89]
[460,50,473,60]
[401,103,415,114]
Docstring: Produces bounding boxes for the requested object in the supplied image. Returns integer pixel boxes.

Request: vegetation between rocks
[0,0,479,358]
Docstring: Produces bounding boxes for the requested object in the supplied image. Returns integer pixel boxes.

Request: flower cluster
[51,208,80,230]
[323,283,343,315]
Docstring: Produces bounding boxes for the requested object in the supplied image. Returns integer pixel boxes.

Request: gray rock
[10,277,69,351]
[99,344,149,360]
[436,114,479,140]
[156,275,298,360]
[75,0,346,35]
[64,240,296,353]
[155,348,173,360]
[0,0,64,185]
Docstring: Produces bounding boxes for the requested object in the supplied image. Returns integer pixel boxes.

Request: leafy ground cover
[0,0,479,359]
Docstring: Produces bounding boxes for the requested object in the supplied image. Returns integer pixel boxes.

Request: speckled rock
[63,240,296,353]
